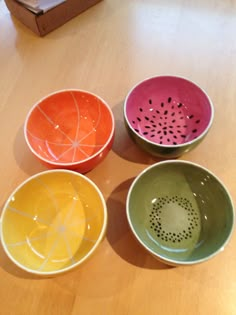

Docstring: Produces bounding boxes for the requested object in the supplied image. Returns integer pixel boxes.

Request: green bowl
[126,161,234,265]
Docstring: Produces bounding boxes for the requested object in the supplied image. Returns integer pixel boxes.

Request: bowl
[126,160,234,266]
[0,170,107,276]
[124,76,214,158]
[24,89,115,173]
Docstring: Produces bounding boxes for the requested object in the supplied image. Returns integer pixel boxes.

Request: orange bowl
[24,90,115,173]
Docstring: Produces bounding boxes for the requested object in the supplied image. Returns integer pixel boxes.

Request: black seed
[145,116,149,121]
[181,135,186,138]
[143,132,148,135]
[172,120,176,123]
[171,112,175,116]
[152,124,157,128]
[164,131,167,135]
[180,117,184,119]
[183,125,187,128]
[150,120,154,123]
[173,142,177,145]
[177,130,181,133]
[168,97,172,103]
[152,115,156,118]
[179,111,182,114]
[164,110,168,115]
[167,138,170,142]
[160,141,162,144]
[149,99,152,104]
[132,120,135,124]
[156,110,160,114]
[163,127,167,130]
[196,120,200,124]
[159,123,162,126]
[172,105,174,109]
[135,129,139,132]
[151,129,155,132]
[150,134,155,138]
[160,136,163,139]
[145,126,151,129]
[161,102,164,107]
[178,103,183,108]
[139,108,143,112]
[177,125,181,128]
[169,125,173,128]
[169,130,173,134]
[157,130,161,134]
[189,115,194,119]
[192,129,197,133]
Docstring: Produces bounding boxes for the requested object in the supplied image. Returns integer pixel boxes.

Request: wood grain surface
[0,0,236,314]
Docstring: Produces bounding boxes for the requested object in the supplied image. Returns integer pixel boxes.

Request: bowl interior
[127,162,233,264]
[1,171,106,274]
[25,90,114,164]
[125,76,213,146]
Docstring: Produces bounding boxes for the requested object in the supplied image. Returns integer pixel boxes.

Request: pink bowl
[124,76,214,158]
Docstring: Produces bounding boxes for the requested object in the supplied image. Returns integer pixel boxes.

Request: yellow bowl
[0,170,107,276]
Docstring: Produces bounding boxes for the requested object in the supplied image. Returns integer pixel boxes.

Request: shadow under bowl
[24,89,115,173]
[124,75,214,158]
[126,160,234,266]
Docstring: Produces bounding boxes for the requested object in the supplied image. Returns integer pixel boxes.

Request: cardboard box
[4,0,102,36]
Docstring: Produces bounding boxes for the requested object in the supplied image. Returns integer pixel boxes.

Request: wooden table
[1,1,236,314]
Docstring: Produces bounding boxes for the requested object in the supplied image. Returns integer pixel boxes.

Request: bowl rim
[124,75,214,149]
[0,169,108,275]
[24,89,115,167]
[126,160,235,265]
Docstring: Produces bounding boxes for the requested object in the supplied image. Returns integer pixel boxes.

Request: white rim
[124,75,214,148]
[126,160,235,265]
[24,89,115,166]
[0,169,107,275]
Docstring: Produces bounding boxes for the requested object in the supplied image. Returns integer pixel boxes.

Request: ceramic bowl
[126,161,234,266]
[124,76,214,158]
[0,170,107,276]
[24,90,115,173]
